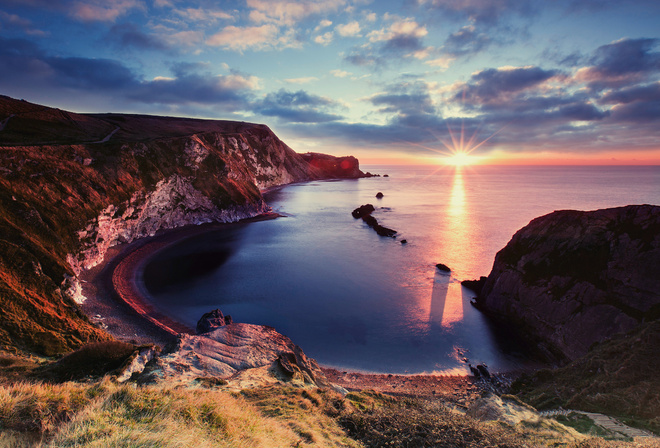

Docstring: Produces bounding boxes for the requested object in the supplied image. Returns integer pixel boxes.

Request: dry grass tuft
[33,342,137,383]
[2,379,659,447]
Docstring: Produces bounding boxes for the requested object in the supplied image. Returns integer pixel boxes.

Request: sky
[1,0,659,164]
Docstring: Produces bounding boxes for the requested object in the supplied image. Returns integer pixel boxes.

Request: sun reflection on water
[426,167,470,329]
[449,167,465,217]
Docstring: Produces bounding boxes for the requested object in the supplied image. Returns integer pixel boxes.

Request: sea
[141,165,660,374]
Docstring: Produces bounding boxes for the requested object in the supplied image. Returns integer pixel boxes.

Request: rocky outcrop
[0,95,368,355]
[196,309,232,334]
[351,204,397,238]
[476,205,660,361]
[301,153,365,178]
[142,323,329,388]
[467,394,540,426]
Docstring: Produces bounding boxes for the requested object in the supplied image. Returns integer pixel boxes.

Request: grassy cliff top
[0,95,268,146]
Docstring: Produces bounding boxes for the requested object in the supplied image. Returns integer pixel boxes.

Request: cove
[140,165,660,374]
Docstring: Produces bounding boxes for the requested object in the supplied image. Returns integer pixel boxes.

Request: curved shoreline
[80,210,511,401]
[80,213,281,346]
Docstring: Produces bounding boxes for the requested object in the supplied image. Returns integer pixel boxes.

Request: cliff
[0,95,366,355]
[476,204,660,361]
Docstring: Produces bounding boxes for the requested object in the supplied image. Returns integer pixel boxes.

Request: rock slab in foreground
[143,323,329,387]
[476,204,660,361]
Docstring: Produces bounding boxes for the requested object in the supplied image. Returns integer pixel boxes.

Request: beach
[80,214,280,348]
[78,212,492,401]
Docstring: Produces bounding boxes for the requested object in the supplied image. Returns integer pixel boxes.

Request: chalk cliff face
[476,205,660,361]
[0,95,366,355]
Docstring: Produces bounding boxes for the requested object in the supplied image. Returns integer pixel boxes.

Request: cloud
[425,56,455,70]
[246,0,346,26]
[255,89,344,123]
[206,24,280,51]
[108,23,170,51]
[130,72,256,107]
[346,18,429,67]
[315,19,333,30]
[284,77,319,84]
[442,24,492,57]
[330,69,351,78]
[69,0,145,22]
[417,0,537,27]
[0,10,45,35]
[314,31,333,45]
[365,80,446,132]
[0,36,260,112]
[336,21,360,37]
[600,82,660,122]
[575,38,660,91]
[368,19,427,46]
[173,7,233,23]
[457,66,561,105]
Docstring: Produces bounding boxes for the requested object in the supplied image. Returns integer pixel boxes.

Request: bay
[142,165,660,374]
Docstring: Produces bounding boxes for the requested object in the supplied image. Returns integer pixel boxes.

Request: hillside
[475,205,660,361]
[0,95,365,355]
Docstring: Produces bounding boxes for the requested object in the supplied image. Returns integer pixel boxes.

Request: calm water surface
[142,165,660,374]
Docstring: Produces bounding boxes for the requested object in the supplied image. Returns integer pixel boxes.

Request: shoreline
[80,213,282,347]
[79,210,494,400]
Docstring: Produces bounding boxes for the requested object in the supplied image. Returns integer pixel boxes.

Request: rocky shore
[0,94,372,355]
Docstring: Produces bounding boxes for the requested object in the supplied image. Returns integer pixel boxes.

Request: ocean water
[141,165,660,374]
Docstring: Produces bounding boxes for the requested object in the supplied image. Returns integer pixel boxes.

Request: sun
[446,151,473,166]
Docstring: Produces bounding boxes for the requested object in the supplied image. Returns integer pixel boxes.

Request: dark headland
[1,95,659,445]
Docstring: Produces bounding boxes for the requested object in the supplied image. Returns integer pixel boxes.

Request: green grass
[554,413,622,439]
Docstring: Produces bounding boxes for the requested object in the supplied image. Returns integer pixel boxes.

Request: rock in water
[376,192,384,198]
[352,204,397,237]
[436,263,451,273]
[196,309,231,334]
[352,204,375,219]
[476,205,660,361]
[461,277,488,296]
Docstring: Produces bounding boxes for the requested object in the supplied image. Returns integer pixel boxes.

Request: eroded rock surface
[143,323,329,388]
[196,309,232,334]
[476,205,660,360]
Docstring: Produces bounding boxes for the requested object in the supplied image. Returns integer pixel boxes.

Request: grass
[32,341,138,383]
[512,320,660,435]
[554,413,621,439]
[2,378,660,448]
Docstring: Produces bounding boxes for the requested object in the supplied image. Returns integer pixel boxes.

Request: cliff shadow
[142,225,248,295]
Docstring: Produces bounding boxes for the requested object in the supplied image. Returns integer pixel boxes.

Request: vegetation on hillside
[513,320,660,434]
[0,96,287,355]
[4,377,658,448]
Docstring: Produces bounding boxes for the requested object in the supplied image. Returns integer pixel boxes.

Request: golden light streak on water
[427,167,468,328]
